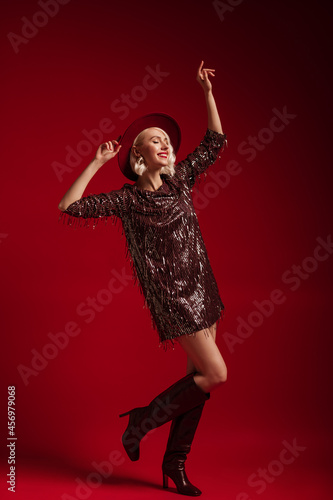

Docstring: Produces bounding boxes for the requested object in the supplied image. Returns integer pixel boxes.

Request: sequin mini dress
[59,129,227,347]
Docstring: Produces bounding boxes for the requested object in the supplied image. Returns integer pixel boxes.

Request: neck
[135,169,163,191]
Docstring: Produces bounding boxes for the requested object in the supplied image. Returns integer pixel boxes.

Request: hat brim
[118,113,181,181]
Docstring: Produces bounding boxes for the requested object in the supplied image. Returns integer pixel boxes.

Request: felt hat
[118,113,181,181]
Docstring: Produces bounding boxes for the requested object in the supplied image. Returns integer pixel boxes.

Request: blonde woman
[58,61,227,496]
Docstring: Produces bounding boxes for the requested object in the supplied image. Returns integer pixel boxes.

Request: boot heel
[163,473,169,489]
[119,411,130,418]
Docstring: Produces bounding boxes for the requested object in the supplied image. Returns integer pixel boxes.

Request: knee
[220,366,228,383]
[208,365,228,389]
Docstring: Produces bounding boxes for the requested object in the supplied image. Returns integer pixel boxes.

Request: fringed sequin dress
[59,129,227,347]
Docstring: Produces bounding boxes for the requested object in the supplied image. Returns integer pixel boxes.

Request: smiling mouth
[158,153,168,158]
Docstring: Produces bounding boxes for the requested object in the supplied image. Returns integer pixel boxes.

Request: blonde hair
[130,127,176,178]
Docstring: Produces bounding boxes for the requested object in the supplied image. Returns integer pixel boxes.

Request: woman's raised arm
[196,60,223,135]
[58,139,122,211]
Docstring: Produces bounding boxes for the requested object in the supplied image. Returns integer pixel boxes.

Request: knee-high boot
[162,399,208,496]
[119,373,209,462]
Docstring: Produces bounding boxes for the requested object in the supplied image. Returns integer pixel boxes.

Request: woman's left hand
[196,60,215,92]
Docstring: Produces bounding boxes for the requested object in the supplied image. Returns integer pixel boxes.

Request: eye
[153,141,159,144]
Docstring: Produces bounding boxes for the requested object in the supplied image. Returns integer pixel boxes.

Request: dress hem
[158,307,225,351]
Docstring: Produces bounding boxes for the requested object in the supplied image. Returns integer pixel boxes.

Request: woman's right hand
[58,138,122,211]
[95,139,122,165]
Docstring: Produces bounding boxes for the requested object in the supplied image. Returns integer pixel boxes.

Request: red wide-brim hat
[118,113,181,181]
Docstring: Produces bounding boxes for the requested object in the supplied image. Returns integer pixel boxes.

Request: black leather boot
[119,373,209,462]
[162,399,208,496]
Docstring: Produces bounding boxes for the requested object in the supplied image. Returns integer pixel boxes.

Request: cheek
[147,145,158,156]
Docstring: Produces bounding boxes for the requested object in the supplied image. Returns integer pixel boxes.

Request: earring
[138,156,145,166]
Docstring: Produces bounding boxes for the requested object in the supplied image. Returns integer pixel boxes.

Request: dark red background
[1,0,332,499]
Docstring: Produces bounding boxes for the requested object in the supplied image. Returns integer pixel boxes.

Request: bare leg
[178,322,227,393]
[186,356,196,375]
[186,322,217,374]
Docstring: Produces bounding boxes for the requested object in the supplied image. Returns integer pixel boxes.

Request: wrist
[93,157,105,167]
[203,88,213,97]
[89,157,104,171]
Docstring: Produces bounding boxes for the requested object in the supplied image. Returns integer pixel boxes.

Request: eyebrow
[149,135,168,141]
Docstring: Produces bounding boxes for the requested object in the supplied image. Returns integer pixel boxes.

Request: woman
[58,61,228,496]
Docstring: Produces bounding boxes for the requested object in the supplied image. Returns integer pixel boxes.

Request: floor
[1,428,332,500]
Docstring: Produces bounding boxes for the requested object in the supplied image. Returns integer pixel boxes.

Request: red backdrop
[1,1,332,499]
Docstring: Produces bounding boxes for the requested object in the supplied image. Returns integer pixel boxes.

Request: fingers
[98,138,122,157]
[198,60,215,72]
[204,69,215,76]
[199,68,206,81]
[202,69,214,81]
[197,60,204,80]
[198,61,215,81]
[112,139,122,153]
[107,140,121,148]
